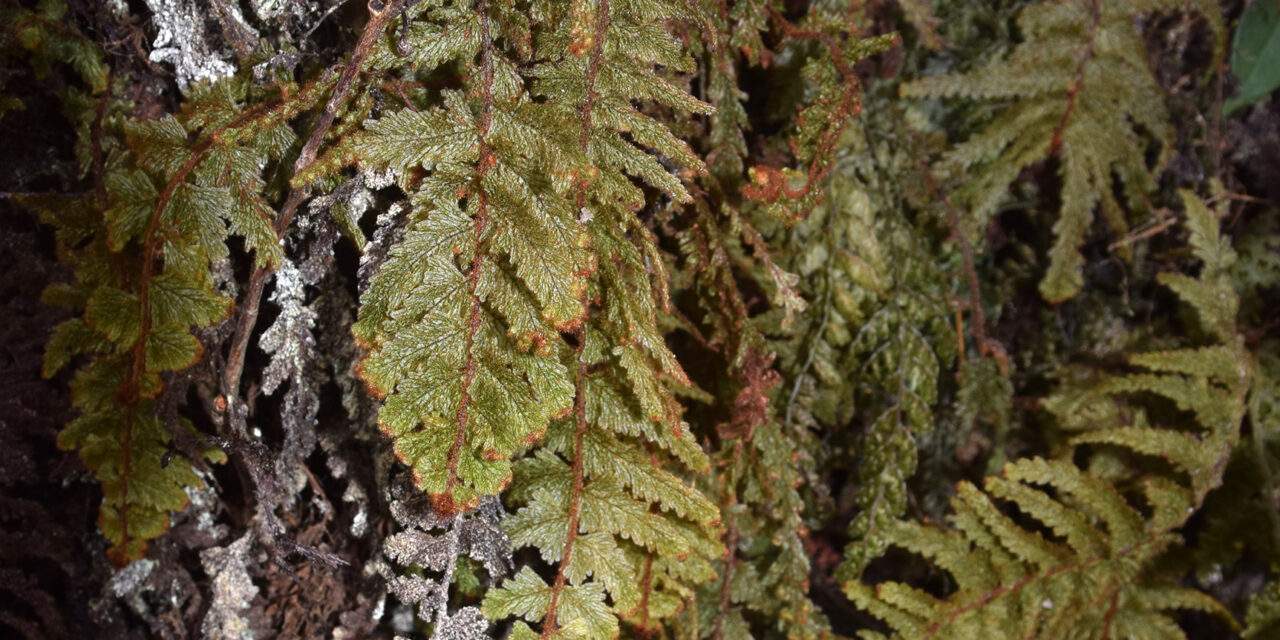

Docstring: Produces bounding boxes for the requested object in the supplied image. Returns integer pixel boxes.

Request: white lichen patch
[259,258,322,506]
[343,481,369,537]
[251,0,293,21]
[108,558,158,619]
[109,558,157,600]
[145,0,236,90]
[391,605,416,633]
[185,477,228,542]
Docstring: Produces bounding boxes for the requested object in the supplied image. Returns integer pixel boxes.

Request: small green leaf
[484,567,552,622]
[145,322,203,372]
[126,115,189,177]
[150,271,233,327]
[1225,1,1280,115]
[509,622,541,640]
[227,186,283,268]
[85,286,141,347]
[44,318,112,378]
[170,183,233,263]
[104,170,158,251]
[556,582,617,640]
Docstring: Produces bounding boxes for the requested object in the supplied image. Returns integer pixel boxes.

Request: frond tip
[902,0,1225,303]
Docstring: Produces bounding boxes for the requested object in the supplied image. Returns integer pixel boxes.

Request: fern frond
[671,168,837,640]
[37,72,316,564]
[483,2,722,635]
[744,9,898,221]
[847,459,1237,639]
[4,1,109,94]
[353,0,590,514]
[1244,579,1280,640]
[763,117,954,582]
[902,0,1225,302]
[848,190,1250,638]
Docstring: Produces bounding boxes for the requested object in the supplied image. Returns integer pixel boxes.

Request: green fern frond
[848,190,1250,639]
[4,1,108,93]
[902,0,1225,302]
[671,198,837,638]
[353,1,591,514]
[1244,579,1280,640]
[847,460,1238,640]
[34,72,312,563]
[745,11,898,221]
[764,117,954,583]
[481,2,722,635]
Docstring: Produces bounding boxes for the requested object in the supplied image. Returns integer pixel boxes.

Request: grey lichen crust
[201,533,260,640]
[144,0,238,90]
[382,495,512,639]
[259,258,322,505]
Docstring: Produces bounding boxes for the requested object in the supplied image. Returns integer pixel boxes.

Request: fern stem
[129,98,281,400]
[109,403,137,566]
[439,0,497,510]
[542,354,589,638]
[221,0,406,406]
[636,553,656,637]
[574,0,609,164]
[1099,591,1120,640]
[710,497,737,640]
[444,283,485,509]
[543,3,610,633]
[1047,0,1101,157]
[924,166,1007,371]
[785,266,832,431]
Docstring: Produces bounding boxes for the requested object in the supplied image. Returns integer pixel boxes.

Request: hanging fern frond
[37,73,310,564]
[901,0,1225,302]
[743,9,898,222]
[352,0,590,515]
[3,1,108,95]
[483,309,721,638]
[667,184,836,638]
[761,109,956,584]
[482,2,721,636]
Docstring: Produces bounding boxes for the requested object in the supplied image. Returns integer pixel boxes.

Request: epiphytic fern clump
[8,0,1279,638]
